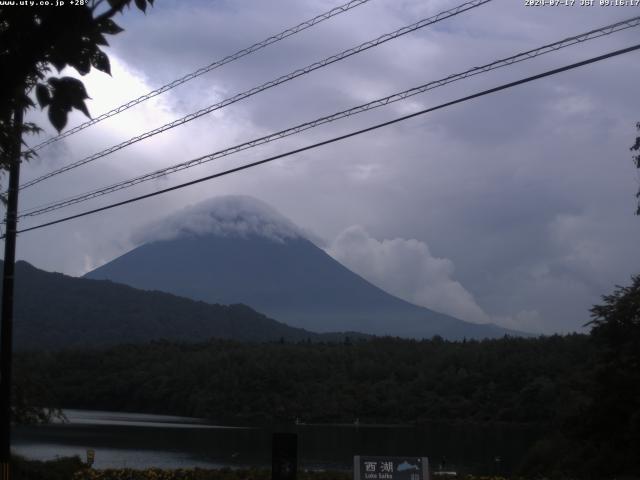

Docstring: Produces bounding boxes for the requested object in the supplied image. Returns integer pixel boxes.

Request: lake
[13,410,542,474]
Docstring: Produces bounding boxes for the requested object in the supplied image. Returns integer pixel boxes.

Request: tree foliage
[581,275,640,476]
[0,0,155,421]
[16,335,593,427]
[632,123,640,215]
[0,0,154,184]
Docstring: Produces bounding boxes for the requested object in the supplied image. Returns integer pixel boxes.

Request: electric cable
[18,15,640,219]
[17,0,492,191]
[9,43,639,238]
[26,0,374,154]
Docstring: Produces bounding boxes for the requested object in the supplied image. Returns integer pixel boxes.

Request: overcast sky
[8,0,640,334]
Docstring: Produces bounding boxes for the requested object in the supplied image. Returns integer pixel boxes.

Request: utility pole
[0,105,24,480]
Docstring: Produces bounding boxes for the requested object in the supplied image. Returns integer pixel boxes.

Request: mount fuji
[85,196,524,340]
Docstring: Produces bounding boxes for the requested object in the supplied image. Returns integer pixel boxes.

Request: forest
[16,335,591,426]
[11,275,640,477]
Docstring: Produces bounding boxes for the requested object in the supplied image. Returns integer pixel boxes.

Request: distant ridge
[86,196,527,340]
[1,260,360,351]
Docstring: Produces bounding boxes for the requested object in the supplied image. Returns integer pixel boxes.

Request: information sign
[354,456,429,480]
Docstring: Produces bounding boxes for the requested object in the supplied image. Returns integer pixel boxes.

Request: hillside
[1,260,349,350]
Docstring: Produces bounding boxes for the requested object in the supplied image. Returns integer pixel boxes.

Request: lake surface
[13,410,542,474]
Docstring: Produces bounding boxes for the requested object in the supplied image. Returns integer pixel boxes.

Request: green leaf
[93,32,110,47]
[99,18,124,35]
[134,0,146,12]
[72,54,91,75]
[47,77,92,124]
[74,99,91,119]
[91,50,111,75]
[48,105,67,133]
[35,84,50,108]
[58,77,90,99]
[23,95,35,109]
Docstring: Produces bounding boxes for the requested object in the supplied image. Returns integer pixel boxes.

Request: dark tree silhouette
[0,0,155,428]
[584,276,640,476]
[632,122,640,215]
[0,0,155,188]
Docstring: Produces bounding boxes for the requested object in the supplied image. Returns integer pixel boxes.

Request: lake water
[13,410,542,474]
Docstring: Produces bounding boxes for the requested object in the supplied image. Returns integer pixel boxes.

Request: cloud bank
[131,195,304,245]
[327,225,492,324]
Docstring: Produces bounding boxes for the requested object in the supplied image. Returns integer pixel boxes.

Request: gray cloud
[7,0,640,334]
[327,225,493,325]
[131,195,305,245]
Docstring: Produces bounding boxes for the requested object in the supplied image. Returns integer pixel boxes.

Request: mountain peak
[88,196,527,340]
[132,195,304,245]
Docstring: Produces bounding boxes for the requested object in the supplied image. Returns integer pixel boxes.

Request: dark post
[0,105,23,480]
[272,433,297,480]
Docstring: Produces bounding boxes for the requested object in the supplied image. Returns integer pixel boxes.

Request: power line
[18,15,640,219]
[26,0,374,154]
[18,0,492,191]
[10,43,640,238]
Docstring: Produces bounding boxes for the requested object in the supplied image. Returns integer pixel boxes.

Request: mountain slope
[2,260,342,351]
[86,196,524,340]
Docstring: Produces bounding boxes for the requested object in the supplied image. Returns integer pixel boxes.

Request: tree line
[16,335,592,426]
